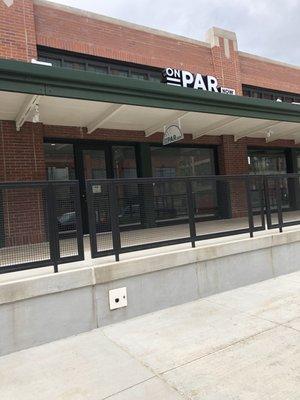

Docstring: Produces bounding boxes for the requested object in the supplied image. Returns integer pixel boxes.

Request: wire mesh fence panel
[88,182,114,254]
[0,181,84,274]
[248,175,265,230]
[192,176,264,239]
[264,176,283,228]
[0,184,51,271]
[116,179,191,249]
[86,174,300,261]
[264,175,300,229]
[281,176,300,226]
[54,182,83,261]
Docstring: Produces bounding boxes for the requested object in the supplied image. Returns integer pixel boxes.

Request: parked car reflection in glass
[58,211,76,231]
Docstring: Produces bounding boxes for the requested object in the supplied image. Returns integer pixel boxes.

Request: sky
[49,0,300,66]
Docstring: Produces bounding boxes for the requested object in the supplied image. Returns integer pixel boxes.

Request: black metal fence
[1,174,300,274]
[86,175,266,261]
[0,181,84,274]
[264,174,300,230]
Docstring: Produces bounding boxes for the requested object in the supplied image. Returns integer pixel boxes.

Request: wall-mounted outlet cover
[109,287,127,310]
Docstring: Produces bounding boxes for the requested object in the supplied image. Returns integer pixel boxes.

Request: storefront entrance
[44,140,220,233]
[248,148,290,210]
[44,141,138,233]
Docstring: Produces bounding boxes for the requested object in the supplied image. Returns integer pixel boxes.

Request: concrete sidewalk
[0,271,299,400]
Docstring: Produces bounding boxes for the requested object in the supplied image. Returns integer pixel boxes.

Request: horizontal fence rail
[1,174,300,273]
[0,180,84,274]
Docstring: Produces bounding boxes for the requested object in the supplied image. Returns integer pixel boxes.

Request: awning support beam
[15,95,40,131]
[193,116,240,139]
[144,111,189,137]
[87,104,124,134]
[265,126,300,143]
[234,121,284,141]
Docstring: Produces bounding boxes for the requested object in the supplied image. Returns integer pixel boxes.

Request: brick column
[0,121,45,181]
[218,136,249,175]
[0,0,37,61]
[205,28,249,217]
[217,135,250,218]
[206,27,242,95]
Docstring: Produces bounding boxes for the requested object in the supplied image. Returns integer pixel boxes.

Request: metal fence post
[46,183,60,273]
[245,177,254,238]
[73,182,84,261]
[186,179,196,247]
[258,176,266,230]
[108,181,121,261]
[263,176,272,229]
[86,181,98,258]
[275,178,283,233]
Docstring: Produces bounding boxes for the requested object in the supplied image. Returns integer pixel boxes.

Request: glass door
[248,149,289,210]
[78,146,109,234]
[82,149,107,180]
[150,146,218,221]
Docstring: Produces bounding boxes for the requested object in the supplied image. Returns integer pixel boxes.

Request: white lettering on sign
[163,122,184,145]
[162,68,235,95]
[193,73,207,90]
[220,87,236,95]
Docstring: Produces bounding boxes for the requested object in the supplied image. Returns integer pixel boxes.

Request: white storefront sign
[220,87,236,95]
[162,68,235,95]
[163,121,184,145]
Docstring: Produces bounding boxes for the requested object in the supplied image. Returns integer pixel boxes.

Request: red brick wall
[3,187,47,247]
[34,3,214,74]
[1,0,299,97]
[0,121,46,247]
[218,136,249,175]
[0,0,37,61]
[240,54,300,94]
[0,121,45,181]
[210,37,242,95]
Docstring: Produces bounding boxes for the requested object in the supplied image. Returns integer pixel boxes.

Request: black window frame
[243,85,300,104]
[37,46,162,82]
[149,144,218,177]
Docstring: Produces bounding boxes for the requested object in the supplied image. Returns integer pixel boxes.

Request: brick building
[0,0,300,238]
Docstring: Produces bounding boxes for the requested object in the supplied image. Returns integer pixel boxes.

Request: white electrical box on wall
[109,287,128,310]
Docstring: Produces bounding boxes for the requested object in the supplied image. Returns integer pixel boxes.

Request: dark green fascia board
[0,58,299,124]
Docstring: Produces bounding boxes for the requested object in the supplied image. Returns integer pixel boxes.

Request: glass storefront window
[87,65,108,74]
[82,149,107,180]
[151,146,215,177]
[64,61,85,70]
[44,143,76,231]
[150,146,217,220]
[248,149,289,209]
[248,150,287,175]
[112,146,137,179]
[131,72,148,80]
[111,68,129,77]
[44,143,75,181]
[112,146,139,226]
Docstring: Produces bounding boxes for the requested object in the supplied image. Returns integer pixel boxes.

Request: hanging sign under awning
[162,68,236,95]
[163,121,184,145]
